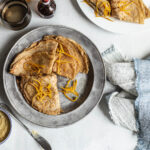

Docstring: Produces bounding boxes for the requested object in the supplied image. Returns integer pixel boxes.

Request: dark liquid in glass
[1,0,31,30]
[37,0,56,18]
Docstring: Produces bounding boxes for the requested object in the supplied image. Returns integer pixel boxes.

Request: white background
[1,0,150,149]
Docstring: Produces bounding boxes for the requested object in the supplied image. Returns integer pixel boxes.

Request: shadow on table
[98,95,112,122]
[29,0,39,17]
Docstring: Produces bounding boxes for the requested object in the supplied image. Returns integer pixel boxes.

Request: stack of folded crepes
[84,0,150,24]
[10,35,89,115]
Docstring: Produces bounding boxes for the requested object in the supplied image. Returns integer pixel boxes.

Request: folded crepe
[10,40,58,76]
[111,0,150,24]
[43,35,89,80]
[19,74,61,115]
[84,0,111,18]
[10,35,90,115]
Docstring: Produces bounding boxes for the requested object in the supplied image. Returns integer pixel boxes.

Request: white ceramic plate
[77,0,150,34]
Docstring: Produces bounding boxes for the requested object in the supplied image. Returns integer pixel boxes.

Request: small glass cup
[0,0,31,30]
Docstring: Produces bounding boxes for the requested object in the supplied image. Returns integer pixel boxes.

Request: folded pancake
[19,74,61,115]
[84,0,111,18]
[10,40,58,76]
[11,51,56,76]
[55,36,89,73]
[111,0,150,24]
[43,35,89,79]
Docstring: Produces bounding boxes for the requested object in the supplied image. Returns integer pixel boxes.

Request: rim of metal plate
[3,25,105,128]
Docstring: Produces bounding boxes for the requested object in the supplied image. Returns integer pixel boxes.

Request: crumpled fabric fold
[102,46,137,132]
[102,45,150,150]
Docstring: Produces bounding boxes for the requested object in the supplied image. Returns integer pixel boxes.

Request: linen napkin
[134,59,150,150]
[102,46,150,150]
[102,46,137,132]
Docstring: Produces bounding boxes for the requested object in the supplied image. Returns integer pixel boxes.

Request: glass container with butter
[0,109,11,144]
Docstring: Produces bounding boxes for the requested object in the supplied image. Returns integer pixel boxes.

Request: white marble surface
[1,0,150,149]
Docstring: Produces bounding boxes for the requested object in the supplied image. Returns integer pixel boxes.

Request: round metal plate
[3,25,105,127]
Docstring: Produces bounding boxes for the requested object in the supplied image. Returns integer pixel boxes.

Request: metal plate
[3,25,105,127]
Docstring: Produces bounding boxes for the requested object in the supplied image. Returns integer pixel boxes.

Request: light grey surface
[3,25,105,127]
[1,0,150,149]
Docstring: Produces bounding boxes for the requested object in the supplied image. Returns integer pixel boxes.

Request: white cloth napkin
[102,46,138,132]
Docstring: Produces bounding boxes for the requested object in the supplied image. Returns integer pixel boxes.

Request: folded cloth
[107,92,137,132]
[105,62,137,96]
[134,59,150,150]
[102,46,150,150]
[102,46,138,132]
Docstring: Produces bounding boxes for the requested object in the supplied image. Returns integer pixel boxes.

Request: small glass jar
[37,0,56,19]
[0,0,31,30]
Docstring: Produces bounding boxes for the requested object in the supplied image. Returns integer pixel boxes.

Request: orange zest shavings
[118,1,134,16]
[60,80,79,102]
[95,0,111,18]
[23,62,45,75]
[29,79,52,106]
[83,0,112,21]
[56,44,80,74]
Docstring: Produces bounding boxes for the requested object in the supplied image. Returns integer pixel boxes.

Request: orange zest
[29,79,52,106]
[118,1,134,16]
[95,0,111,17]
[23,62,45,75]
[56,44,80,74]
[83,0,112,21]
[60,80,79,102]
